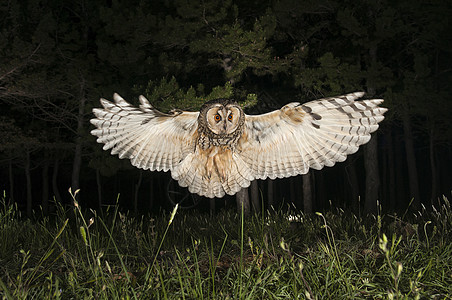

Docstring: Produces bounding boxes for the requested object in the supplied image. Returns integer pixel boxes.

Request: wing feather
[238,92,387,179]
[90,93,198,172]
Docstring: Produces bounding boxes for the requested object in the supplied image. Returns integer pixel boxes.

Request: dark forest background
[0,0,451,217]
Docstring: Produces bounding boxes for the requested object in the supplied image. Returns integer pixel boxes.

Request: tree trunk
[25,150,32,217]
[209,198,216,216]
[394,136,405,207]
[381,138,388,207]
[346,161,360,213]
[402,109,420,210]
[363,135,380,214]
[429,127,437,203]
[42,162,49,215]
[267,179,274,208]
[314,172,324,209]
[8,159,14,204]
[302,173,313,213]
[134,171,143,215]
[236,188,250,215]
[292,177,303,209]
[250,180,260,213]
[52,158,62,204]
[387,131,396,211]
[72,140,83,196]
[71,81,87,199]
[363,44,381,215]
[149,177,154,211]
[96,169,102,210]
[289,178,297,208]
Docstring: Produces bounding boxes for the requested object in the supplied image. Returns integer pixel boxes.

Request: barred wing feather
[90,93,198,172]
[237,92,387,180]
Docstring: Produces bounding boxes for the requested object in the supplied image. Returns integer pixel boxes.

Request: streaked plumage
[90,92,387,198]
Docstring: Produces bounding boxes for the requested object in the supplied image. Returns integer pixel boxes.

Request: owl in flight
[91,92,386,198]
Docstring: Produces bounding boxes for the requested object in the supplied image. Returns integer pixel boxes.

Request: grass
[0,190,451,299]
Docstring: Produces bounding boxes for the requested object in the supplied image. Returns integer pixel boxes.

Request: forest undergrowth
[0,190,451,299]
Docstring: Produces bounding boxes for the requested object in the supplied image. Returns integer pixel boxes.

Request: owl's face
[202,100,243,136]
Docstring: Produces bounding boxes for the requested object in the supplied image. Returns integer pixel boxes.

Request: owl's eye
[214,114,221,122]
[228,114,233,121]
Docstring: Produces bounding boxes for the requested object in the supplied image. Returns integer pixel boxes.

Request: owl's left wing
[90,93,198,172]
[237,92,387,180]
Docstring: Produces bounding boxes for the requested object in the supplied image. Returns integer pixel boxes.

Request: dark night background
[0,0,451,217]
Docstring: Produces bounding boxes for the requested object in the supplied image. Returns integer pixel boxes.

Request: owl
[90,92,387,198]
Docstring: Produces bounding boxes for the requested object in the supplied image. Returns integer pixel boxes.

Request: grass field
[1,190,451,299]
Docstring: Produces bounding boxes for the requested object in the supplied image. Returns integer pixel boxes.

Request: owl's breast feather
[172,143,252,198]
[198,146,232,182]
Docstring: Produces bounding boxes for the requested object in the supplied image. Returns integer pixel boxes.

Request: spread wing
[237,92,387,180]
[90,93,198,172]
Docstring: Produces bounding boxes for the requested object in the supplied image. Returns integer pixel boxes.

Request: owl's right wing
[237,92,387,180]
[90,93,199,172]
